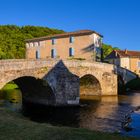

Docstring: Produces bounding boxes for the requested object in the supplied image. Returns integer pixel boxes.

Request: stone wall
[0,59,118,106]
[26,33,102,60]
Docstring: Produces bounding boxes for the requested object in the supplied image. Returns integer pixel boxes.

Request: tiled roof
[105,50,140,59]
[116,50,140,57]
[26,30,103,42]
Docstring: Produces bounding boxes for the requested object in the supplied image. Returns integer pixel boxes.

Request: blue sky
[0,0,140,50]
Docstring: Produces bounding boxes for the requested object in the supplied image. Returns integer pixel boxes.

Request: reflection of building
[105,49,140,75]
[26,30,103,61]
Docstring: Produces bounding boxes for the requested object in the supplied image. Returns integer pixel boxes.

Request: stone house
[105,49,140,75]
[25,30,103,61]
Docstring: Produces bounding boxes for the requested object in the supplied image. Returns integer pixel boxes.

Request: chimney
[125,49,128,54]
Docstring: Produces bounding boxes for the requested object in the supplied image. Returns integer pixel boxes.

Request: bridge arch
[1,76,56,106]
[0,60,118,105]
[80,74,102,96]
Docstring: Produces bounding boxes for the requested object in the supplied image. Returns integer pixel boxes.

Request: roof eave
[25,30,103,42]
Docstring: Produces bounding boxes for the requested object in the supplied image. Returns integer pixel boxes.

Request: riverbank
[0,84,22,105]
[0,107,137,140]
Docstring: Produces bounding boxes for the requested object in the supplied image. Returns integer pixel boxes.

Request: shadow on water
[22,93,140,138]
[1,85,140,138]
[22,101,80,127]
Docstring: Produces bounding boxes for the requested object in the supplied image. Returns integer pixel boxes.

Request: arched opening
[0,76,55,111]
[0,81,22,111]
[80,74,102,97]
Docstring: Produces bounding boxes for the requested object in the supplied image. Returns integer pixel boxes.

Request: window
[70,36,74,43]
[34,42,38,47]
[30,43,33,47]
[51,48,57,58]
[95,37,102,47]
[52,38,56,45]
[26,43,29,48]
[38,41,40,46]
[95,47,102,62]
[98,37,102,47]
[69,48,74,56]
[138,62,140,68]
[36,50,40,59]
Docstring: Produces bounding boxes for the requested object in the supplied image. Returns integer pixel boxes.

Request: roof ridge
[26,29,103,42]
[117,49,140,52]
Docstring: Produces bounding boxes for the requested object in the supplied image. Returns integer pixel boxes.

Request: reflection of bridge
[0,59,117,106]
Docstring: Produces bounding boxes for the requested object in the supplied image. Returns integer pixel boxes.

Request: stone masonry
[0,59,118,106]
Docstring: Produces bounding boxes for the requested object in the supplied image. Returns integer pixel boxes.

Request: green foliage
[0,25,120,60]
[102,43,119,59]
[2,83,18,90]
[0,25,64,59]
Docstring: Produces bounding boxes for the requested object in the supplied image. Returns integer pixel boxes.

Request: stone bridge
[0,59,117,106]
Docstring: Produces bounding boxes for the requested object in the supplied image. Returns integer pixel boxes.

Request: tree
[0,25,64,59]
[102,43,119,59]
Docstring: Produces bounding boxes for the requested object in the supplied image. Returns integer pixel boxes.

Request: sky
[0,0,140,50]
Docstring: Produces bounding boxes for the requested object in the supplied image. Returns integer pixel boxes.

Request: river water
[1,89,140,138]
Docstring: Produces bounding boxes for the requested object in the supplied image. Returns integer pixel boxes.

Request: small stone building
[25,30,103,61]
[105,49,140,75]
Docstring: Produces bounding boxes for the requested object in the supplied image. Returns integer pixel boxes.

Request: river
[0,89,140,138]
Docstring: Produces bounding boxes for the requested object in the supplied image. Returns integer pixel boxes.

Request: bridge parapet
[115,66,138,83]
[0,59,115,73]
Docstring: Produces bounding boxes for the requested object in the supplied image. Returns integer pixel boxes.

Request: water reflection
[0,88,140,138]
[22,95,132,132]
[80,96,123,132]
[0,88,22,111]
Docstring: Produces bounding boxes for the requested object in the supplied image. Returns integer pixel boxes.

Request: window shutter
[69,48,74,56]
[72,48,74,56]
[70,37,74,43]
[36,50,40,59]
[52,38,56,45]
[51,48,57,58]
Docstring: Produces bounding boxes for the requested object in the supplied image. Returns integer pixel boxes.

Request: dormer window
[70,36,74,43]
[34,42,40,47]
[26,43,29,48]
[52,38,56,45]
[30,43,33,47]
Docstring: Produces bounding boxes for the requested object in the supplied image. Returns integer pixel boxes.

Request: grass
[2,83,19,90]
[0,107,137,140]
[0,83,21,103]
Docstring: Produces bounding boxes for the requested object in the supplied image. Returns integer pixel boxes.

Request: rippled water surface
[1,89,140,138]
[21,92,140,138]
